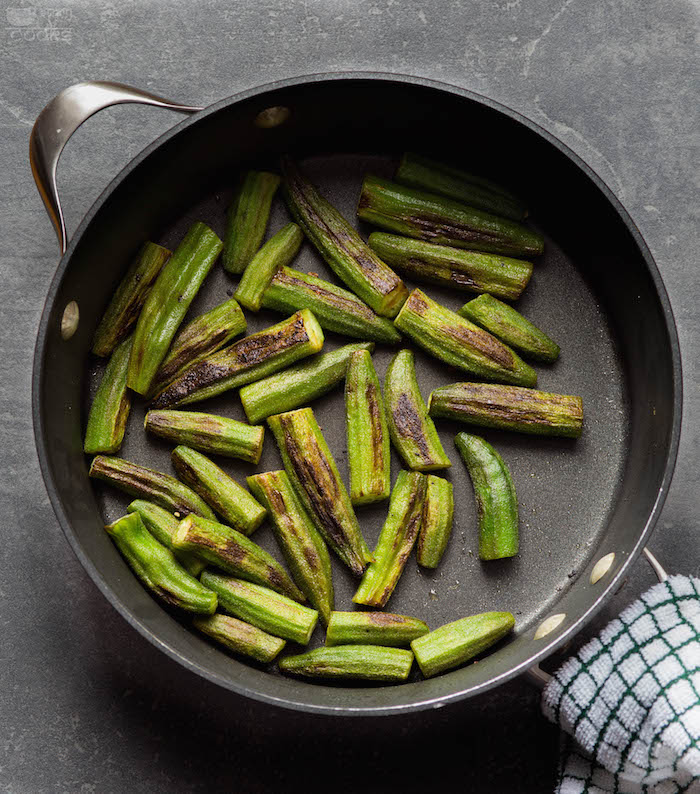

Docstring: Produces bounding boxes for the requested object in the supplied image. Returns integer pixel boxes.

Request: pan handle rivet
[254,106,290,128]
[590,552,615,585]
[60,300,79,340]
[534,613,566,640]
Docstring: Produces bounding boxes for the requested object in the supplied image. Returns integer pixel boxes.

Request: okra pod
[105,513,217,613]
[240,342,373,425]
[394,290,537,388]
[145,410,264,464]
[353,470,427,608]
[416,475,454,568]
[458,293,560,363]
[247,470,334,624]
[267,407,372,576]
[89,455,216,520]
[281,157,408,318]
[261,266,401,343]
[384,349,451,472]
[172,515,304,601]
[170,446,266,535]
[367,233,532,301]
[234,222,303,311]
[151,310,324,408]
[92,242,171,357]
[345,349,391,504]
[395,153,526,221]
[429,383,584,438]
[411,611,515,678]
[193,613,285,663]
[325,611,429,647]
[357,175,544,257]
[84,336,133,454]
[222,170,281,274]
[456,433,518,560]
[279,645,414,683]
[201,572,318,644]
[127,222,223,395]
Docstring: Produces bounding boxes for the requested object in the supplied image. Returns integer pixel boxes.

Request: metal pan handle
[29,81,203,255]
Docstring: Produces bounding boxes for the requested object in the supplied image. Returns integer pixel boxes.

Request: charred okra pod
[384,349,451,472]
[240,343,373,425]
[429,383,584,438]
[234,222,303,311]
[127,222,223,395]
[172,515,304,601]
[201,572,318,644]
[145,410,264,464]
[394,290,537,388]
[247,470,334,624]
[89,456,215,520]
[222,170,281,274]
[411,611,515,678]
[267,407,372,576]
[345,349,391,504]
[193,613,286,663]
[151,310,324,408]
[357,175,544,257]
[458,293,560,363]
[84,336,133,454]
[279,645,414,683]
[325,611,429,647]
[416,475,454,568]
[92,242,171,357]
[367,233,532,301]
[281,157,408,318]
[105,513,217,613]
[171,446,266,535]
[261,266,401,343]
[353,470,427,608]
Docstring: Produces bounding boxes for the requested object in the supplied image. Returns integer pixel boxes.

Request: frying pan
[31,74,682,715]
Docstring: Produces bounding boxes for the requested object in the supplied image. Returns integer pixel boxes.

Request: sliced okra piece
[193,613,286,663]
[416,475,454,568]
[325,611,429,648]
[279,645,414,683]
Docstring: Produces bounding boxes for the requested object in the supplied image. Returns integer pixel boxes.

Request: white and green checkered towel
[542,575,700,793]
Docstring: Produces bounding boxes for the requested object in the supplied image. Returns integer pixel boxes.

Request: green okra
[353,470,427,608]
[84,336,133,455]
[172,515,304,601]
[325,611,429,648]
[201,572,318,644]
[170,446,266,535]
[193,613,286,663]
[429,382,584,438]
[261,266,401,344]
[367,233,532,301]
[148,299,247,396]
[151,310,324,409]
[92,242,171,357]
[247,470,334,624]
[223,170,281,274]
[455,433,518,560]
[89,455,215,520]
[411,611,515,678]
[240,342,373,425]
[384,349,451,472]
[395,152,527,221]
[458,294,560,363]
[357,175,544,257]
[416,475,454,568]
[278,645,414,683]
[128,222,223,395]
[345,349,391,505]
[105,513,217,613]
[281,157,408,318]
[127,499,206,577]
[234,222,303,311]
[267,407,372,576]
[145,410,264,464]
[394,290,537,388]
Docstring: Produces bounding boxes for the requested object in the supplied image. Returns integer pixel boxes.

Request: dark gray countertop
[1,1,698,791]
